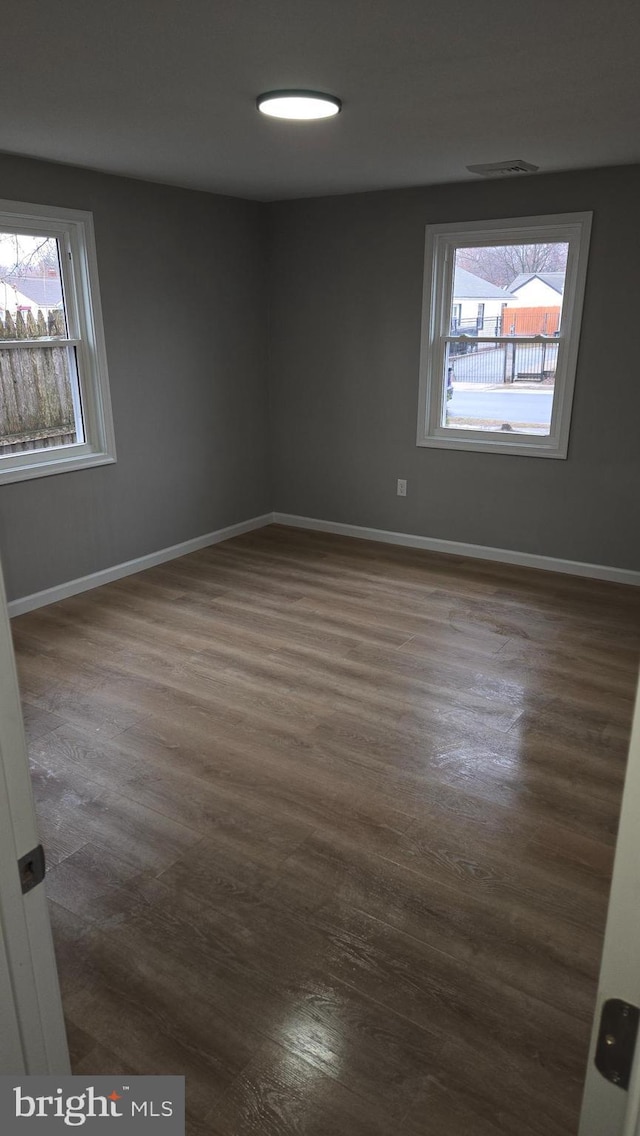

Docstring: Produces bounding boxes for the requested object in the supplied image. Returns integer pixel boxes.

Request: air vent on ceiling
[466,159,539,177]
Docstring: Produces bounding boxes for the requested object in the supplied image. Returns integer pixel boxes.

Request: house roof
[508,272,565,296]
[453,267,508,300]
[0,274,63,308]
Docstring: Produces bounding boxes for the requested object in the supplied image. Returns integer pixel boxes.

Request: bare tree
[457,243,568,287]
[31,240,60,275]
[0,233,59,278]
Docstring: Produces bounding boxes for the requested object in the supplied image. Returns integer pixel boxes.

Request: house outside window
[417,212,592,458]
[0,199,115,484]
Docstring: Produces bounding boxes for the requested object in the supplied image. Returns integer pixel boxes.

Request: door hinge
[595,998,639,1090]
[18,844,46,895]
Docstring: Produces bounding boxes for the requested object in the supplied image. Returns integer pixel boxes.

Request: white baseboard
[8,513,274,618]
[9,508,638,617]
[273,512,640,587]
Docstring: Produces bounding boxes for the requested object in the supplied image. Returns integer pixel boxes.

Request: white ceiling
[3,0,640,201]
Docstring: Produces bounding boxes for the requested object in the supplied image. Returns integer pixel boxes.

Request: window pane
[0,345,83,455]
[443,340,556,436]
[0,231,67,337]
[441,241,568,436]
[0,232,82,456]
[452,241,569,337]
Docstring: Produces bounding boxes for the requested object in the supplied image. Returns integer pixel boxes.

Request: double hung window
[0,200,115,483]
[417,213,592,458]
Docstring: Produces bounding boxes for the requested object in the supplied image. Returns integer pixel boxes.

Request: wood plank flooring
[13,524,640,1135]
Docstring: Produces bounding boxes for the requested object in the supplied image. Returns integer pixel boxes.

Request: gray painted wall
[1,157,638,603]
[267,166,640,570]
[0,153,271,602]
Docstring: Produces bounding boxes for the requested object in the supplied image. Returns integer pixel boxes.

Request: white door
[580,677,640,1135]
[0,557,69,1074]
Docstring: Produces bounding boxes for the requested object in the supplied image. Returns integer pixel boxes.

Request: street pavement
[448,388,553,426]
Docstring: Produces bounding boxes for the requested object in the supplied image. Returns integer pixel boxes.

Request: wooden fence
[501,305,561,336]
[0,308,77,454]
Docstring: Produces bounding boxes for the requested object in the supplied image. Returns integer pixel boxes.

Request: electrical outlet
[397,479,407,497]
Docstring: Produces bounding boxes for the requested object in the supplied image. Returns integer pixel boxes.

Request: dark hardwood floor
[13,525,640,1135]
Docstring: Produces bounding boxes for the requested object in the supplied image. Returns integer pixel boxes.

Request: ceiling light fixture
[256,90,341,121]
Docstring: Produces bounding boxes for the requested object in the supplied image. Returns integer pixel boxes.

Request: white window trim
[416,212,592,459]
[0,199,116,485]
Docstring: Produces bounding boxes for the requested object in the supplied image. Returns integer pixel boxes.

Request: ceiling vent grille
[466,159,539,177]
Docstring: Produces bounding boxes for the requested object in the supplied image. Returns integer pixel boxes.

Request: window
[0,199,115,483]
[417,212,592,458]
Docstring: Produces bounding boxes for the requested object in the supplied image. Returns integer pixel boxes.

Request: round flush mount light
[256,90,342,120]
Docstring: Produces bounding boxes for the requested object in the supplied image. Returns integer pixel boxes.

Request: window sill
[416,433,567,459]
[0,449,116,485]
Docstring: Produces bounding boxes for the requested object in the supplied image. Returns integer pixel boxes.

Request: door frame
[579,679,640,1134]
[0,558,69,1074]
